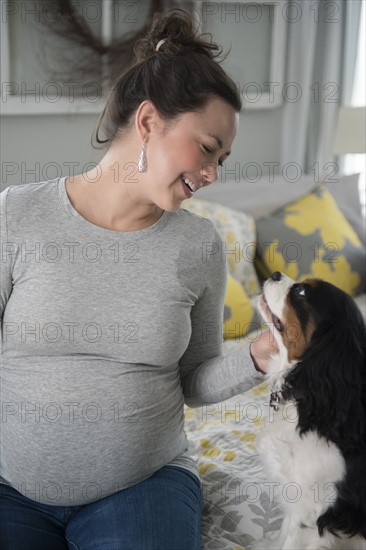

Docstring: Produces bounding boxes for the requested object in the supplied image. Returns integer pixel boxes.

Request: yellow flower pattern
[284,189,361,248]
[262,240,299,280]
[185,382,268,480]
[303,249,361,296]
[256,185,365,296]
[224,274,254,339]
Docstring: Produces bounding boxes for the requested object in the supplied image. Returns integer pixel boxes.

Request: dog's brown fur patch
[281,279,319,361]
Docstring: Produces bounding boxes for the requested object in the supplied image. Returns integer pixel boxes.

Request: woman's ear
[134,100,161,142]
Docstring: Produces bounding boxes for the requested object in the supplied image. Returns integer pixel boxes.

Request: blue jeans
[0,466,202,550]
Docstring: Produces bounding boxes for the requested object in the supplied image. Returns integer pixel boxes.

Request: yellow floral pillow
[223,273,255,339]
[181,198,260,298]
[255,185,366,296]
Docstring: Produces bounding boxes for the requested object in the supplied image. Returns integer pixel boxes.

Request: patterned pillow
[181,198,261,298]
[223,273,256,339]
[255,185,366,296]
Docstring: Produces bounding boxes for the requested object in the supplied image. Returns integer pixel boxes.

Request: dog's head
[259,272,366,448]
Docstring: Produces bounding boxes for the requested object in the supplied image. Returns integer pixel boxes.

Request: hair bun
[93,7,241,149]
[133,8,223,62]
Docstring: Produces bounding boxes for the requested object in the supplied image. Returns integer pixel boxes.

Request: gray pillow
[254,184,366,296]
[196,174,365,245]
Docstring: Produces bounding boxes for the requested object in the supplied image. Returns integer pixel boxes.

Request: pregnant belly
[1,356,187,505]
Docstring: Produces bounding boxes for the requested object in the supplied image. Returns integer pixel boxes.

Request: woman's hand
[249,329,279,374]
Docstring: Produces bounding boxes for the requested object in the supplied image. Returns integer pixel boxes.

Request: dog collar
[270,390,282,411]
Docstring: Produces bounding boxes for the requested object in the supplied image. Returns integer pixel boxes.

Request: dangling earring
[137,141,148,173]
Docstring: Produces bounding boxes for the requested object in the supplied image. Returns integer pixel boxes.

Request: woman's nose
[201,162,218,185]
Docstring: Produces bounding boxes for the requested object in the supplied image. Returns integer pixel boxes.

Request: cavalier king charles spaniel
[253,272,366,550]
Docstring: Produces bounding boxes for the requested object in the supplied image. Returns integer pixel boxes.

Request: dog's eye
[297,284,306,297]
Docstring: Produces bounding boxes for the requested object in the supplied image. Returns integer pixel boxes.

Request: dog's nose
[270,271,282,282]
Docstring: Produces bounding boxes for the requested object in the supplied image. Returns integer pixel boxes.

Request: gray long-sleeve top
[0,177,259,506]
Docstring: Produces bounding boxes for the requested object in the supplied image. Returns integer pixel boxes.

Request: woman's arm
[178,224,276,408]
[0,188,14,330]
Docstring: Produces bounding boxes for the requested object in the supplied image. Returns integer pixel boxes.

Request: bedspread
[184,339,283,550]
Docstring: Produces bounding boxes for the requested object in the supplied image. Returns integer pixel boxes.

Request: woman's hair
[92,8,242,149]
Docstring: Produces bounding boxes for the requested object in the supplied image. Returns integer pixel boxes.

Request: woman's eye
[202,145,224,167]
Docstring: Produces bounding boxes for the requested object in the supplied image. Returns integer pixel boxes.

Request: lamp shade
[333,106,366,155]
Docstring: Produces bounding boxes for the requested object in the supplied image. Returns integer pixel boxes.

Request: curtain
[280,0,363,178]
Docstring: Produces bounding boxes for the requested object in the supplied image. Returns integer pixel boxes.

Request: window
[196,0,288,109]
[343,0,366,216]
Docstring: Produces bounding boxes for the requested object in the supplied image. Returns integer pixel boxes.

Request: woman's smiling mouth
[181,175,199,194]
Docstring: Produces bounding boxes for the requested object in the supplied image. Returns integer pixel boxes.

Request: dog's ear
[282,306,366,451]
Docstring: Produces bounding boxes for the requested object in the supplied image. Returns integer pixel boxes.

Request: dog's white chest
[257,401,345,509]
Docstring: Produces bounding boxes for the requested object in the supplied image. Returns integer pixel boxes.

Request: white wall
[1,0,286,191]
[1,114,102,191]
[1,107,283,192]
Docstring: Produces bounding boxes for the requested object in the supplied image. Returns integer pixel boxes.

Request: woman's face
[143,96,239,212]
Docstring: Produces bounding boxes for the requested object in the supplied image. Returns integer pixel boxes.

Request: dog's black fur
[281,281,366,539]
